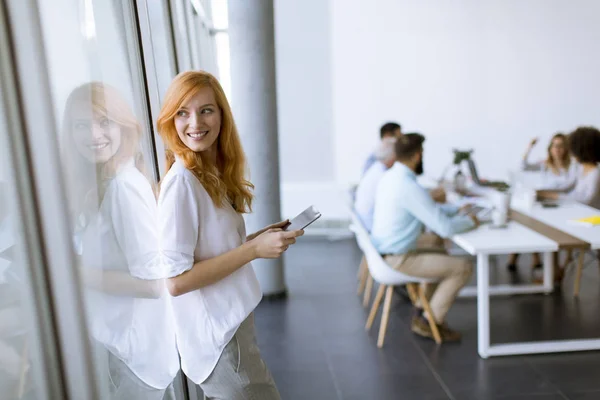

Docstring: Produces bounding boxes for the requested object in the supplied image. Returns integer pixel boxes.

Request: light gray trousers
[106,352,175,400]
[200,313,281,400]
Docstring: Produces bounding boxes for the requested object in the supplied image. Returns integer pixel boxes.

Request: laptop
[466,159,510,190]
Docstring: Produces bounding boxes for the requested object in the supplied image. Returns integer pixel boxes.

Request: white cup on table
[491,209,508,227]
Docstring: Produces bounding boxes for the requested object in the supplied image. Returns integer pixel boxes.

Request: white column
[228,0,286,296]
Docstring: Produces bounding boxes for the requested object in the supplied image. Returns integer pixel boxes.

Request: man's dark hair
[569,126,600,164]
[395,133,425,161]
[380,122,401,139]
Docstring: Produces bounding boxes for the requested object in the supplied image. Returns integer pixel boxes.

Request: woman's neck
[549,157,566,169]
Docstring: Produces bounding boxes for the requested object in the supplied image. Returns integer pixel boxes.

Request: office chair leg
[377,286,394,348]
[366,284,386,330]
[363,274,374,308]
[357,258,368,296]
[17,340,28,399]
[357,256,367,280]
[574,250,586,297]
[406,283,418,306]
[419,286,442,345]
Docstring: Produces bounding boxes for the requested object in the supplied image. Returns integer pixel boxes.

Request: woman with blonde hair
[62,82,178,399]
[156,71,303,399]
[522,133,578,190]
[508,133,578,272]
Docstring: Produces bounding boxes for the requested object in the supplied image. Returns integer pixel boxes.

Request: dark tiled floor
[254,238,600,400]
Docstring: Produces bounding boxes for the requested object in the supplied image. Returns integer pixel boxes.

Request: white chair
[349,211,442,347]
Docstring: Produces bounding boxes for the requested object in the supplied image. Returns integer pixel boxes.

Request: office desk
[452,197,600,358]
[512,201,600,250]
[452,222,558,358]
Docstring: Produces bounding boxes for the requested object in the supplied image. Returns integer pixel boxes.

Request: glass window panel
[0,76,53,400]
[36,0,176,398]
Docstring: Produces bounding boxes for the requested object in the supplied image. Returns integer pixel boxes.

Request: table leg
[477,253,490,358]
[542,252,554,294]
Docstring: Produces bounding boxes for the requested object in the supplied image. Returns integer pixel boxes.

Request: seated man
[371,133,478,341]
[355,137,397,231]
[362,122,402,175]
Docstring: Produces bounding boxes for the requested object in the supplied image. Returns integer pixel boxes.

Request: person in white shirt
[156,71,304,400]
[61,82,178,399]
[508,133,579,271]
[362,122,402,175]
[537,127,600,280]
[521,133,578,190]
[538,127,600,209]
[355,137,397,231]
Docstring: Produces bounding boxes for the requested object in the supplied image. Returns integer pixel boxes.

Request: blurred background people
[508,133,578,271]
[355,137,397,231]
[538,126,600,209]
[362,122,402,175]
[371,133,478,342]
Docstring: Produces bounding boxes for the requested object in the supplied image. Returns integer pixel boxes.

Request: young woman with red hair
[156,71,302,399]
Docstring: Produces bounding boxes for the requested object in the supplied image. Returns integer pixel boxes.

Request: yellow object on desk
[569,216,600,227]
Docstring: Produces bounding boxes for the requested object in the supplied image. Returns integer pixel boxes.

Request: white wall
[331,0,600,186]
[275,0,347,220]
[275,0,334,183]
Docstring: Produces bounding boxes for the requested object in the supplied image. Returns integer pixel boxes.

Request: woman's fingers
[269,219,289,229]
[283,229,304,239]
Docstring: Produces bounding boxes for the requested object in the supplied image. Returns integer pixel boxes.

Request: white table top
[452,221,558,255]
[512,201,600,250]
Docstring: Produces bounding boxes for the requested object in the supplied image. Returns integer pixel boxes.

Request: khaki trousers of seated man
[384,233,473,324]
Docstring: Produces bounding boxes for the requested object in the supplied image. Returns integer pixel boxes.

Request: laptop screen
[466,159,481,184]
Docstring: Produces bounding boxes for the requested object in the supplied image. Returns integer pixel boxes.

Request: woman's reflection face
[71,104,122,163]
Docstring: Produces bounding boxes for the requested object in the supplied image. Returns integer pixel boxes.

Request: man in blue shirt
[362,122,402,175]
[371,133,479,341]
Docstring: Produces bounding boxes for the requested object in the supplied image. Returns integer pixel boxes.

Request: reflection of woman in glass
[157,71,303,399]
[61,82,178,399]
[0,182,30,397]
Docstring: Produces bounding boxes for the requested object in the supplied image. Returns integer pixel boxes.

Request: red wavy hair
[157,71,254,213]
[61,82,149,218]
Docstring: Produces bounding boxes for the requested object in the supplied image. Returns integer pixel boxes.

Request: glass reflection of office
[60,82,178,399]
[0,178,31,398]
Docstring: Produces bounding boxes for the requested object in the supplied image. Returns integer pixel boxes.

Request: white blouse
[521,158,579,191]
[157,158,262,384]
[560,165,600,210]
[78,161,179,389]
[354,161,387,231]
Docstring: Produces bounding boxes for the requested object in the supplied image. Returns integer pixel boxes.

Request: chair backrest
[349,210,433,285]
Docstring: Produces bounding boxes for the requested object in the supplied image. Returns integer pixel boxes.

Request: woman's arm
[80,268,164,298]
[158,174,303,296]
[167,229,303,296]
[522,138,543,171]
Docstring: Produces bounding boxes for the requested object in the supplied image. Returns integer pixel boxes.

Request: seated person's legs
[385,252,473,341]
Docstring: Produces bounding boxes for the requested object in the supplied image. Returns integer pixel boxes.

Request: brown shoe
[411,316,434,339]
[411,316,462,342]
[438,323,461,342]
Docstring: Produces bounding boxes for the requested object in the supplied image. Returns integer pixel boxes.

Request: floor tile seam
[523,358,570,400]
